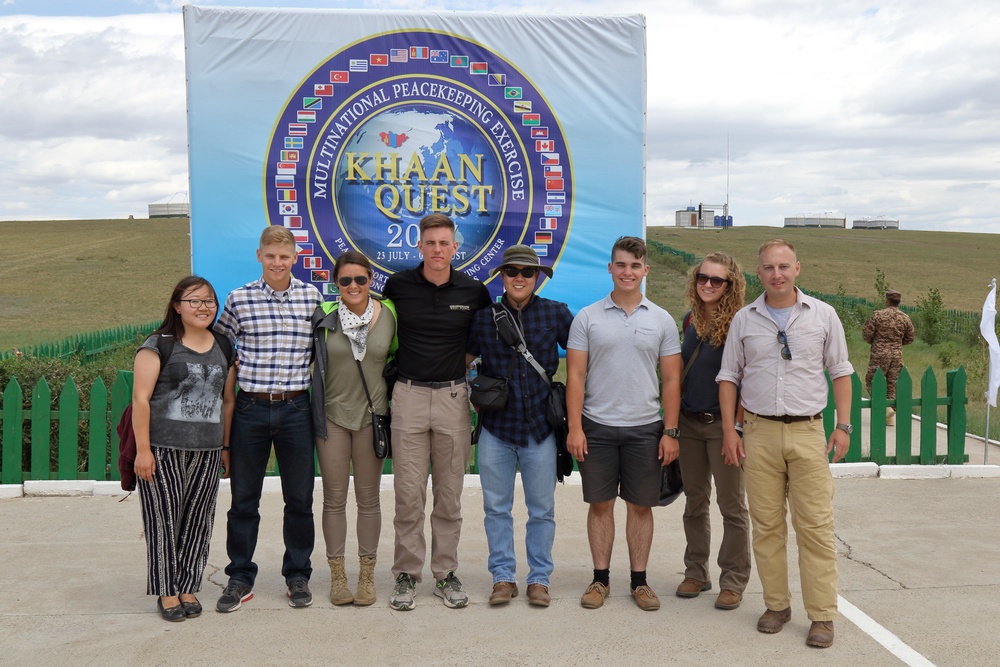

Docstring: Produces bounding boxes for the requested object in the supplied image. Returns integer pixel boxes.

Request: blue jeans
[225,393,315,586]
[478,426,557,586]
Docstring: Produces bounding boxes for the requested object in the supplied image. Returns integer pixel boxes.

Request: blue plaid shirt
[467,295,573,446]
[215,277,323,393]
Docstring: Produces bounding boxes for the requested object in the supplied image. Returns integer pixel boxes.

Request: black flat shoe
[157,597,186,622]
[181,598,203,618]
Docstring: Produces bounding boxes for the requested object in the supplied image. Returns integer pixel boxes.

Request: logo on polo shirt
[264,30,572,298]
[449,304,471,311]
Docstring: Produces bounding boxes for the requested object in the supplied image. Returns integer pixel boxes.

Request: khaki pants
[677,414,751,592]
[390,381,471,583]
[742,413,837,622]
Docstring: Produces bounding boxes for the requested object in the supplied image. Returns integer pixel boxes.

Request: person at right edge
[862,289,915,425]
[675,253,752,611]
[718,239,853,649]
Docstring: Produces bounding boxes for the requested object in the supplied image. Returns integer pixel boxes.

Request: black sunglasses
[337,275,370,287]
[696,273,730,288]
[777,330,792,360]
[502,267,538,279]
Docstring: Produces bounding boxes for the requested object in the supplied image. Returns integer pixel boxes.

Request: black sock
[593,569,610,588]
[630,570,647,591]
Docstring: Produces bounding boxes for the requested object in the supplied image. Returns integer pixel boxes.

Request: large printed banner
[184,7,646,310]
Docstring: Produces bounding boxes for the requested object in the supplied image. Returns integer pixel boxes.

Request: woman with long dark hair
[310,251,396,607]
[133,275,236,621]
[674,253,752,611]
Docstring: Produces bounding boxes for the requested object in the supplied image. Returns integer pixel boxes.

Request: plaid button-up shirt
[215,277,323,393]
[467,295,573,446]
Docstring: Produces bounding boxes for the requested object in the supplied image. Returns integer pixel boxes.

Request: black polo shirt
[383,263,492,382]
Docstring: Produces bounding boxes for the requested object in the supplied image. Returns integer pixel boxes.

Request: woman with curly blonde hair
[674,252,752,612]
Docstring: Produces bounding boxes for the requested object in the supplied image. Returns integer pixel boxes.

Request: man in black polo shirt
[382,213,491,611]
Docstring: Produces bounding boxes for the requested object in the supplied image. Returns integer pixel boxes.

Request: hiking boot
[631,585,660,611]
[675,577,712,598]
[216,581,253,613]
[489,581,518,606]
[715,589,743,610]
[389,573,416,611]
[580,581,609,609]
[527,583,550,607]
[286,578,313,608]
[354,556,376,606]
[757,607,792,633]
[328,557,354,605]
[435,571,469,608]
[807,621,835,648]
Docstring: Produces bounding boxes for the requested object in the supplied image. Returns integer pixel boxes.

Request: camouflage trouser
[865,355,904,399]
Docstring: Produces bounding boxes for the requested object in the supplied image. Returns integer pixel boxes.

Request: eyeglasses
[337,275,370,287]
[777,330,792,360]
[502,267,538,279]
[696,273,730,288]
[178,299,217,309]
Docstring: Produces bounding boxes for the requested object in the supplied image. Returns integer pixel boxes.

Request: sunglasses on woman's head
[696,273,729,288]
[337,275,369,287]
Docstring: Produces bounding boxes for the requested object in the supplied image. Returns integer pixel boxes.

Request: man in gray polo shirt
[566,236,682,611]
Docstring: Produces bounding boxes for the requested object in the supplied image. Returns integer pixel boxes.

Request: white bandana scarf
[338,298,374,361]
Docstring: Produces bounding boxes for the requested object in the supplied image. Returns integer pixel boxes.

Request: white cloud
[0,1,998,232]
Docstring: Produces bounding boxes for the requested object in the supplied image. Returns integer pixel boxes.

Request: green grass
[1,218,995,441]
[0,218,191,351]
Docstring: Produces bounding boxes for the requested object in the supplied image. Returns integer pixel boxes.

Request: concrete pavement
[2,469,1000,667]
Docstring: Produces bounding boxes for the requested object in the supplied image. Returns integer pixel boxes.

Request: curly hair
[685,252,746,348]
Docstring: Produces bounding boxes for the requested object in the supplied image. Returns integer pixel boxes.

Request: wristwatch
[835,423,853,435]
[663,427,680,439]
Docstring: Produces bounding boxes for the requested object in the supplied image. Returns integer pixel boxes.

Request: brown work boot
[488,581,518,606]
[675,577,712,598]
[631,585,660,611]
[580,582,609,609]
[354,556,376,606]
[328,557,354,605]
[806,621,835,648]
[757,607,792,633]
[715,589,743,610]
[527,583,550,607]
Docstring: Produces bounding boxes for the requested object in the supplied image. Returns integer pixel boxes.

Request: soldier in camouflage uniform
[862,290,916,424]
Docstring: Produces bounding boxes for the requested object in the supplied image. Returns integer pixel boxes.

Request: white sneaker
[434,571,469,608]
[389,573,416,611]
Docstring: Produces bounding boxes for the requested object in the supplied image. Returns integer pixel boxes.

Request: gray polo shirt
[567,294,681,427]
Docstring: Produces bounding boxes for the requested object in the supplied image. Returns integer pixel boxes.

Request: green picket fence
[1,321,161,362]
[0,366,967,485]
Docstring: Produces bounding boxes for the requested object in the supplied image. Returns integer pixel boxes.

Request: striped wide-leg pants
[137,447,222,596]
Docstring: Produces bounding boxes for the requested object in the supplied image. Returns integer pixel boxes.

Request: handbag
[357,359,391,459]
[658,312,701,505]
[469,373,510,411]
[546,381,574,483]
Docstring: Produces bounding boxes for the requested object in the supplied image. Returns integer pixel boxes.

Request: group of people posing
[134,214,876,650]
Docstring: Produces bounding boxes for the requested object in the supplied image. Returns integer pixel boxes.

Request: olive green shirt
[324,308,395,431]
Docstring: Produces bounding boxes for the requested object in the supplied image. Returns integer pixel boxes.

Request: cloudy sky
[1,0,997,231]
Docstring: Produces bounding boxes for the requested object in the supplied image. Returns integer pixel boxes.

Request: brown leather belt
[681,410,722,424]
[241,390,307,401]
[753,412,822,423]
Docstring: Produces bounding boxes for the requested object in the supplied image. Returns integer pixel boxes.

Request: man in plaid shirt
[466,245,573,608]
[213,226,323,613]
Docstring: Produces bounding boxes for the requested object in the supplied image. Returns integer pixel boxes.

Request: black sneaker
[216,581,253,613]
[287,578,313,608]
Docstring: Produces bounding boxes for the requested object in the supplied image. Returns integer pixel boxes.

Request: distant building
[675,205,732,228]
[852,217,899,230]
[148,191,190,218]
[783,215,845,228]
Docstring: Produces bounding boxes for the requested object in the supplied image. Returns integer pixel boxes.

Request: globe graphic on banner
[334,104,503,273]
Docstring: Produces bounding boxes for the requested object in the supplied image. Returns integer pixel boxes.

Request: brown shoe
[527,583,550,607]
[757,607,792,633]
[488,581,518,606]
[675,577,712,598]
[806,621,835,648]
[715,589,742,610]
[631,585,660,611]
[580,582,609,609]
